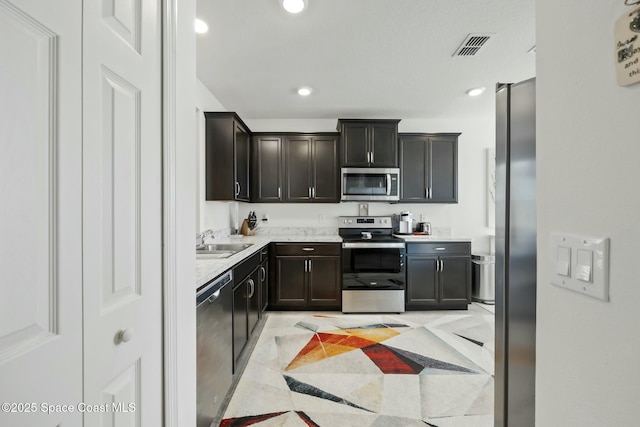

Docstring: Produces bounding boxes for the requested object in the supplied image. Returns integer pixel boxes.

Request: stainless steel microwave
[341,167,400,202]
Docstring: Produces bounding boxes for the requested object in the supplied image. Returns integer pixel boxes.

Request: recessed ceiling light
[466,87,486,97]
[281,0,306,14]
[194,18,209,34]
[297,87,312,96]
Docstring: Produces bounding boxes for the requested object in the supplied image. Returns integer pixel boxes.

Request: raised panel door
[429,137,458,203]
[82,0,163,424]
[285,136,312,201]
[232,282,248,372]
[0,1,83,425]
[370,122,398,167]
[274,256,307,306]
[308,256,341,307]
[399,136,428,201]
[247,268,260,335]
[312,136,339,202]
[406,256,439,306]
[440,256,471,304]
[234,122,250,201]
[341,123,369,166]
[251,135,283,202]
[259,258,269,314]
[205,114,235,200]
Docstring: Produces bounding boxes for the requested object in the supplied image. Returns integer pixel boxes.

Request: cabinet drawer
[407,242,470,255]
[275,243,341,256]
[233,251,260,282]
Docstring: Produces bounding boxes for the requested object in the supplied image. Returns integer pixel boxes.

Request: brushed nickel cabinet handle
[302,247,315,251]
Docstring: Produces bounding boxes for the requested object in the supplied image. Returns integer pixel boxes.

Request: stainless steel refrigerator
[495,79,537,427]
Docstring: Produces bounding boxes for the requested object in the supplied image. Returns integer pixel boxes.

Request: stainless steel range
[339,216,406,313]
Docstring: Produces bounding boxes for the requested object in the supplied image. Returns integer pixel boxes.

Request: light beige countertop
[195,234,343,290]
[393,234,473,242]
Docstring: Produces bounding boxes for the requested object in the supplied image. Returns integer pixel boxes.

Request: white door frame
[162,0,197,424]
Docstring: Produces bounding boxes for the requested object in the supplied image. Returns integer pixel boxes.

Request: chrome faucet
[197,229,215,247]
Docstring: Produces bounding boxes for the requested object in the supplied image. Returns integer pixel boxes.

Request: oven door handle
[342,242,406,249]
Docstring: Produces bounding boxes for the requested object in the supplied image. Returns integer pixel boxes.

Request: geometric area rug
[220,308,494,426]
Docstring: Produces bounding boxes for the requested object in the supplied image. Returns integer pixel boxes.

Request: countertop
[393,234,473,242]
[196,233,472,289]
[195,234,342,290]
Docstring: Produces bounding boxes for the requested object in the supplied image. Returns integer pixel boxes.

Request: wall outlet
[262,213,269,222]
[318,214,324,224]
[420,213,426,222]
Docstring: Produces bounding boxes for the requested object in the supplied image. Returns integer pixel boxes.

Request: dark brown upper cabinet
[337,119,400,167]
[251,134,284,202]
[399,133,460,203]
[251,133,339,203]
[285,134,340,203]
[205,112,250,201]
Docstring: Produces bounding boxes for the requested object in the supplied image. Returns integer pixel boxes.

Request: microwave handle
[386,174,391,196]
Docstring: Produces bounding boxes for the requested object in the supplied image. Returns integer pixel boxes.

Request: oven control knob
[347,219,353,224]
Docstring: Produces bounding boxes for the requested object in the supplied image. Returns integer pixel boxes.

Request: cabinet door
[406,256,439,306]
[234,122,250,201]
[259,259,268,314]
[205,115,235,200]
[312,136,339,202]
[308,256,341,307]
[247,268,261,335]
[251,135,283,202]
[285,136,313,201]
[440,255,471,304]
[399,136,428,201]
[274,256,307,306]
[232,282,248,371]
[341,123,370,166]
[370,122,398,167]
[429,136,458,203]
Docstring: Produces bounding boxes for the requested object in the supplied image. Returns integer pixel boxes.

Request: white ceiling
[196,0,535,120]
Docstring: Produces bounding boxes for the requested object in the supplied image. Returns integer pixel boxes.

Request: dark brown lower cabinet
[259,247,269,315]
[232,252,261,372]
[270,243,341,310]
[406,242,471,310]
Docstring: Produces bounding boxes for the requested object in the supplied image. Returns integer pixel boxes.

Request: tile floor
[219,304,494,427]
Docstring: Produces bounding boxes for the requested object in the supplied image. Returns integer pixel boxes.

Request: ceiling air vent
[453,34,494,57]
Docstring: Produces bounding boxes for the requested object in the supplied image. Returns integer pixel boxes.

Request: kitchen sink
[196,243,253,259]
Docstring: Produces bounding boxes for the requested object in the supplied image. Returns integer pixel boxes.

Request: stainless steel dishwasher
[196,270,233,427]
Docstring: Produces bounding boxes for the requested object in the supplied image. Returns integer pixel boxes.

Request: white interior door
[82,0,163,424]
[0,0,83,426]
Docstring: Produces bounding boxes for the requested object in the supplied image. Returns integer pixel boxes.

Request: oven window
[343,173,388,195]
[350,249,401,272]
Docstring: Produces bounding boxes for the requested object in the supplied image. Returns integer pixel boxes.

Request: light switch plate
[549,233,610,301]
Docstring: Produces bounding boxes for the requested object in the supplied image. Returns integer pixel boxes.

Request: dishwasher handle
[207,290,221,303]
[196,270,233,308]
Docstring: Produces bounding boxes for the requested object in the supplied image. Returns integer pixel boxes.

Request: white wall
[195,79,238,235]
[536,1,640,425]
[243,117,497,252]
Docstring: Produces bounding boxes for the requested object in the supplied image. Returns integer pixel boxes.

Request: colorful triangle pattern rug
[220,308,494,427]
